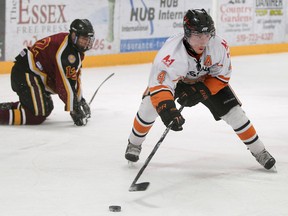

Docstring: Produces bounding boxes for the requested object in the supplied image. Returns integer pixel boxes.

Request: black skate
[252,149,276,170]
[125,141,141,163]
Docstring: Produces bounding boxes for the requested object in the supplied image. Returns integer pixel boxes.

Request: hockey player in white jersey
[125,9,276,170]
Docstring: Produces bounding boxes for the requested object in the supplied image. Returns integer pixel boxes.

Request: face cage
[73,35,95,52]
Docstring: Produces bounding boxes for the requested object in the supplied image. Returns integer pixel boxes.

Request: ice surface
[1,53,288,216]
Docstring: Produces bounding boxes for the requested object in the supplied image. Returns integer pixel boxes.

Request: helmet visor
[187,32,212,47]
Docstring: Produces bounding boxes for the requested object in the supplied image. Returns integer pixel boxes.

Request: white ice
[1,53,288,216]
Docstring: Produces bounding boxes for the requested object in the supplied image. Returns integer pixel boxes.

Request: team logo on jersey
[157,71,167,84]
[188,70,200,77]
[68,54,76,64]
[162,55,175,67]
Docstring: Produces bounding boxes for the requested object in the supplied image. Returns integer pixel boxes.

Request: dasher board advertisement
[5,0,121,61]
[217,0,287,46]
[119,0,213,52]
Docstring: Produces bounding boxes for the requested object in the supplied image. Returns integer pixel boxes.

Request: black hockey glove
[156,100,185,131]
[70,98,91,126]
[79,98,91,118]
[175,82,211,107]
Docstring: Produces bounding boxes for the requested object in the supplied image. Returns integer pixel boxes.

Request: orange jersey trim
[204,76,229,95]
[149,85,173,108]
[149,85,170,95]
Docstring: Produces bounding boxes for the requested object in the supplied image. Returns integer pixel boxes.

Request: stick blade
[129,182,150,192]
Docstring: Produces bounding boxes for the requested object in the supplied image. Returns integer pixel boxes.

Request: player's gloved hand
[175,81,211,107]
[70,107,87,126]
[79,98,91,118]
[156,100,185,131]
[70,98,90,126]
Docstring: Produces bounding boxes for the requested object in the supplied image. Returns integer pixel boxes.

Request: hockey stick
[89,73,115,106]
[129,105,185,192]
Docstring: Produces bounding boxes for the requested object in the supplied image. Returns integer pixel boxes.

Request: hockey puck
[109,205,121,212]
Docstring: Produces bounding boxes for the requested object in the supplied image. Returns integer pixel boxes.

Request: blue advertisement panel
[120,37,168,52]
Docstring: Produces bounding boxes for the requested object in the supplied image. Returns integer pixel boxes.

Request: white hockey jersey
[148,33,232,108]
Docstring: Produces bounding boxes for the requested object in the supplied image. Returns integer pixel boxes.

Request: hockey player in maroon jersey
[125,9,276,170]
[0,19,95,126]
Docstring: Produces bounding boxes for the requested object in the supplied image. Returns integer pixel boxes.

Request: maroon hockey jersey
[25,32,84,111]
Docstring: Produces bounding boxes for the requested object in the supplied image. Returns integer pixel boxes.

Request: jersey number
[30,37,51,57]
[157,71,166,84]
[66,66,77,80]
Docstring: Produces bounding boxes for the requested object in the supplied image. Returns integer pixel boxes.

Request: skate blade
[270,165,277,173]
[128,160,136,168]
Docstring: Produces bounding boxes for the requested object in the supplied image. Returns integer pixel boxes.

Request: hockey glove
[176,82,211,107]
[156,100,185,131]
[79,98,91,118]
[70,98,91,126]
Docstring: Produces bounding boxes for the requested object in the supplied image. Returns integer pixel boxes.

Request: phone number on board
[236,33,273,42]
